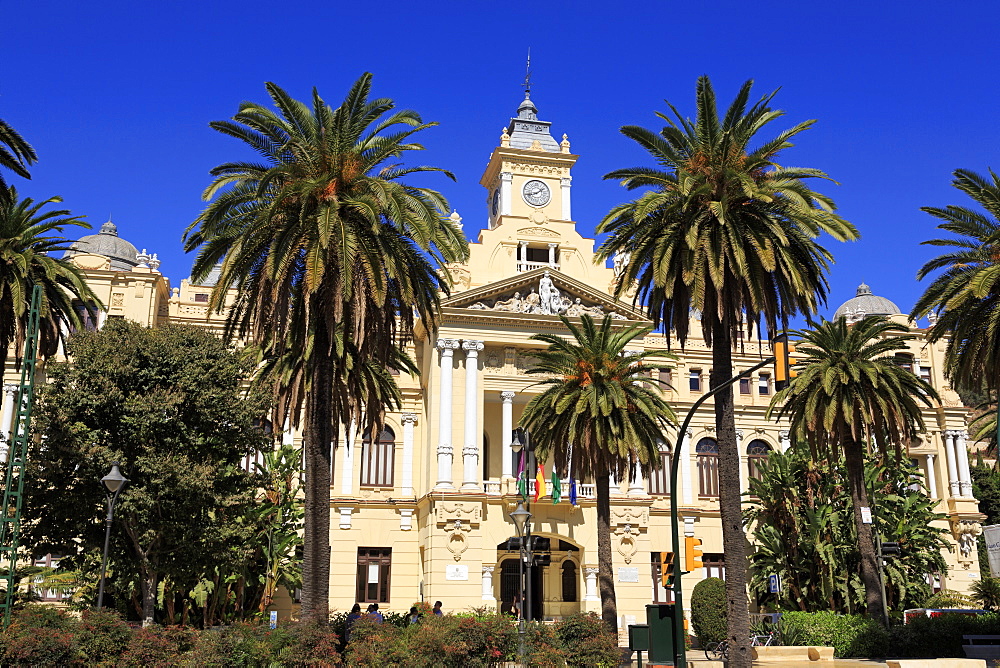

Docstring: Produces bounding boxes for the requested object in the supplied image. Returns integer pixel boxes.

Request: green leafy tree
[596,76,858,665]
[0,118,36,203]
[747,447,949,613]
[183,74,468,620]
[518,314,676,631]
[912,169,1000,411]
[970,577,1000,611]
[0,186,101,378]
[769,316,938,624]
[254,443,304,613]
[23,321,269,625]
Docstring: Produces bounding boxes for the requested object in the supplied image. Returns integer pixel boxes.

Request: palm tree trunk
[300,339,333,622]
[710,325,752,668]
[595,473,618,632]
[843,440,885,625]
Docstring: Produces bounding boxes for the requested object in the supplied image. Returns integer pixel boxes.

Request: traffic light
[773,335,798,390]
[881,542,901,557]
[533,553,551,567]
[531,536,551,552]
[660,551,675,588]
[684,537,703,571]
[507,537,524,551]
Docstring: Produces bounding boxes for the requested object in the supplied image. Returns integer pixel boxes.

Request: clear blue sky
[4,1,999,322]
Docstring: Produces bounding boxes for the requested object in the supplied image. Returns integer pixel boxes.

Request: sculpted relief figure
[523,290,541,313]
[538,271,566,315]
[493,292,522,312]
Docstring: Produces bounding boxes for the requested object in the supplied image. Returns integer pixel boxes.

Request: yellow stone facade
[0,93,985,627]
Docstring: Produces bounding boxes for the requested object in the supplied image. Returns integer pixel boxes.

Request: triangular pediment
[442,268,647,321]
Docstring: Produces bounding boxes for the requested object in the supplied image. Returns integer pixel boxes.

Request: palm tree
[768,316,938,625]
[0,119,36,203]
[912,168,1000,444]
[518,314,676,631]
[0,186,100,378]
[596,76,858,665]
[183,74,468,621]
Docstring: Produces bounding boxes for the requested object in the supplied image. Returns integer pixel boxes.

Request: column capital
[779,430,789,440]
[462,340,484,353]
[501,390,516,403]
[560,176,572,186]
[482,565,495,574]
[500,171,513,182]
[2,383,17,395]
[437,338,460,351]
[583,566,600,575]
[735,428,744,442]
[547,242,558,249]
[401,413,417,425]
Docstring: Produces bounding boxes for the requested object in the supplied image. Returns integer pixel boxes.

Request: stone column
[943,430,960,498]
[736,429,747,492]
[628,466,646,496]
[779,430,790,453]
[680,429,694,504]
[583,566,600,601]
[401,413,417,497]
[926,453,939,499]
[560,177,572,221]
[436,339,460,490]
[957,431,973,497]
[500,172,513,216]
[481,565,496,601]
[462,340,484,490]
[501,391,515,479]
[518,240,528,271]
[340,422,356,495]
[1,383,17,452]
[547,242,558,267]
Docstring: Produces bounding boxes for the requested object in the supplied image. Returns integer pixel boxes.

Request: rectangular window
[658,369,673,391]
[648,448,671,496]
[703,553,726,580]
[360,437,395,487]
[356,548,392,603]
[194,293,209,303]
[758,373,771,396]
[72,302,100,332]
[650,552,675,603]
[919,367,932,385]
[739,377,751,395]
[698,454,719,497]
[689,370,701,392]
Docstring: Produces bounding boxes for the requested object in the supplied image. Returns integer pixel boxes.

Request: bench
[963,635,1000,661]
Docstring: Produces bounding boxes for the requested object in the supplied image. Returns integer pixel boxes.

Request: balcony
[517,261,560,273]
[482,478,596,500]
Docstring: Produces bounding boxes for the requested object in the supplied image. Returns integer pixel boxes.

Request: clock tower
[479,92,577,231]
[451,91,611,292]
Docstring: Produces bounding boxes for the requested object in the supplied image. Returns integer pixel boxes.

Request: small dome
[64,218,140,271]
[833,283,901,321]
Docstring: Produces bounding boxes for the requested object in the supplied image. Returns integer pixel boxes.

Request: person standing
[408,606,421,625]
[366,603,384,623]
[433,601,444,616]
[344,604,362,642]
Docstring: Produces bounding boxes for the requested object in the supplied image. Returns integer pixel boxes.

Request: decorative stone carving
[461,273,625,319]
[517,226,559,237]
[448,265,471,291]
[612,506,649,527]
[952,520,983,563]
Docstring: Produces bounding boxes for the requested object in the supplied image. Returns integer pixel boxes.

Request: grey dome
[833,283,901,321]
[65,219,139,271]
[506,93,560,152]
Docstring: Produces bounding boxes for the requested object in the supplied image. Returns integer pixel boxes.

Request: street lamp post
[97,462,128,609]
[510,502,532,664]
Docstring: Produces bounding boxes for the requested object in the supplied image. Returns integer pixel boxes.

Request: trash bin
[646,603,676,663]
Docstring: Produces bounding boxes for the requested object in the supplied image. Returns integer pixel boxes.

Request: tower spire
[522,48,532,97]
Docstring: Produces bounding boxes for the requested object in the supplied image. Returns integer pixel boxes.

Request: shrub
[923,589,976,609]
[691,577,727,645]
[118,625,194,668]
[555,613,619,668]
[78,608,131,664]
[184,629,228,667]
[0,604,81,666]
[219,621,287,666]
[779,611,888,658]
[525,621,566,667]
[889,612,1000,658]
[282,620,342,665]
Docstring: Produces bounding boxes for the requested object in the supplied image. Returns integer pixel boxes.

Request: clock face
[522,179,551,207]
[492,188,500,216]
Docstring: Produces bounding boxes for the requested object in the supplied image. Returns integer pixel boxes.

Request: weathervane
[522,48,532,96]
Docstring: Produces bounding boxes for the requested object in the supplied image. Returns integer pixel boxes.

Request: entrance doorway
[498,557,543,620]
[498,536,579,620]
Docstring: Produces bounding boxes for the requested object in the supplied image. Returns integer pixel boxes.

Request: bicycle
[704,630,776,661]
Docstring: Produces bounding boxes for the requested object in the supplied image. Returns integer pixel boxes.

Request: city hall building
[0,92,986,624]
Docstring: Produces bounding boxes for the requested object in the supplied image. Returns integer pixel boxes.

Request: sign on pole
[269,610,278,629]
[982,524,1000,577]
[767,574,781,594]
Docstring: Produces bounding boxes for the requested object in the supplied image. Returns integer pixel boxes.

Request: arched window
[361,426,395,487]
[561,561,578,602]
[696,438,719,497]
[648,440,672,496]
[746,439,772,482]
